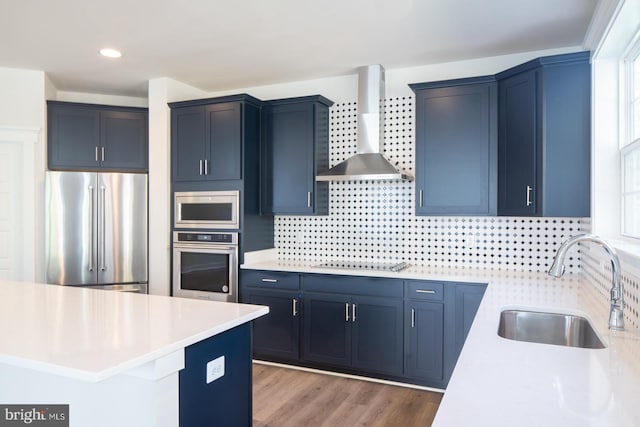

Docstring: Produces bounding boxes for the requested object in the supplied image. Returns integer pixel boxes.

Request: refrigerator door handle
[100,185,106,272]
[88,185,94,272]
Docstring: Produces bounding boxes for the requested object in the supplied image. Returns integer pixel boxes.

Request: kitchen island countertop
[242,256,640,426]
[0,279,268,427]
[0,279,267,382]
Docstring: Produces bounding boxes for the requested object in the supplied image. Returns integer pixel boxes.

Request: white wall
[55,91,147,108]
[203,46,582,102]
[147,78,208,295]
[0,67,46,282]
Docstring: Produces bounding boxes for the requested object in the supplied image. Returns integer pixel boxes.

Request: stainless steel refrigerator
[45,171,148,292]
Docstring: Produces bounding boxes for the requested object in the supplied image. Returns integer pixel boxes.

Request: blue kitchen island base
[179,323,253,427]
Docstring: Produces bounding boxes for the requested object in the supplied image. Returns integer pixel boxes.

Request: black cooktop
[315,261,410,272]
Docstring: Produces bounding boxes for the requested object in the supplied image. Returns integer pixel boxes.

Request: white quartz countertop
[0,280,268,382]
[242,257,640,426]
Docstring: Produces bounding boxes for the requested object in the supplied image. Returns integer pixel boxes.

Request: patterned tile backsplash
[580,219,640,329]
[274,97,585,274]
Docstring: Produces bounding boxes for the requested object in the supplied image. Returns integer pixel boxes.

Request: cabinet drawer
[303,274,403,298]
[405,281,444,301]
[240,270,300,290]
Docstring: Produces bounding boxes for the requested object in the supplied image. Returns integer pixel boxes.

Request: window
[622,52,640,237]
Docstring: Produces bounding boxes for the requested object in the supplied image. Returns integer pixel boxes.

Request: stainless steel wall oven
[172,231,238,302]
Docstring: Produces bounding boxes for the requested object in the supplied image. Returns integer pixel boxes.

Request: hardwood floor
[253,363,443,427]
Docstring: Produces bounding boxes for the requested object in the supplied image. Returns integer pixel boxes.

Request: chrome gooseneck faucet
[548,234,624,331]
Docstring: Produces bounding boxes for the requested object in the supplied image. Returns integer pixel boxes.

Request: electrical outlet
[467,235,477,249]
[206,356,225,384]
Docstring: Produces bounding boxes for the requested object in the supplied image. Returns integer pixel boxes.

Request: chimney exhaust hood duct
[316,65,412,182]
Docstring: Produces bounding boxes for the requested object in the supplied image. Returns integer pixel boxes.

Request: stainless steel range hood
[316,65,412,182]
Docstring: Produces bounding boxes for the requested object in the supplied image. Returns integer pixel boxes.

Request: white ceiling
[0,0,598,98]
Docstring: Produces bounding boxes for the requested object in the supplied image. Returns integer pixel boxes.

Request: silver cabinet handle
[526,185,533,207]
[199,160,204,176]
[88,185,94,272]
[411,308,415,328]
[307,191,312,208]
[352,303,356,323]
[204,159,209,175]
[95,146,99,162]
[101,146,105,162]
[100,186,106,272]
[345,302,350,322]
[292,299,298,317]
[416,289,436,294]
[261,278,278,283]
[419,189,423,207]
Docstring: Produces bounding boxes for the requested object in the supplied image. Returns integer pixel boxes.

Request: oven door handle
[173,244,237,252]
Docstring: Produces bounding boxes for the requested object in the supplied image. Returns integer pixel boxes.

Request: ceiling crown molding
[583,0,625,56]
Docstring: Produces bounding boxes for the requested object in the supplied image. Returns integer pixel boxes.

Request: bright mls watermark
[0,405,68,426]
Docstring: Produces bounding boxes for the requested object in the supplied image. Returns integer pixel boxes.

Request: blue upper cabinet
[100,110,148,171]
[171,105,205,182]
[410,77,498,216]
[205,102,242,181]
[261,95,333,215]
[497,70,538,215]
[170,94,261,183]
[497,52,591,217]
[47,101,148,172]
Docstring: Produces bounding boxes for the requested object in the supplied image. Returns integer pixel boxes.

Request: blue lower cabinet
[240,270,486,390]
[302,291,404,377]
[453,283,486,358]
[404,300,444,382]
[302,292,351,367]
[245,289,300,361]
[351,295,403,376]
[179,323,252,427]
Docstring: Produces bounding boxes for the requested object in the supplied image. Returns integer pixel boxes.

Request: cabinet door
[205,102,242,180]
[302,292,351,367]
[405,300,444,381]
[171,106,206,182]
[48,106,100,170]
[244,289,300,361]
[452,284,486,359]
[351,295,403,376]
[498,70,538,215]
[100,111,148,171]
[415,82,497,215]
[540,61,591,217]
[262,102,315,214]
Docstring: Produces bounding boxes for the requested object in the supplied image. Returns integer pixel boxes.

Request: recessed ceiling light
[100,48,122,58]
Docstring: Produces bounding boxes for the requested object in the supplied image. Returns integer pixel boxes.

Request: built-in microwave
[174,190,240,229]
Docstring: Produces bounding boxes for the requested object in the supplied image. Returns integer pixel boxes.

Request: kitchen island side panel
[179,323,252,427]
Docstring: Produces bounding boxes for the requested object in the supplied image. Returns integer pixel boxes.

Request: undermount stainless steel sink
[498,310,606,349]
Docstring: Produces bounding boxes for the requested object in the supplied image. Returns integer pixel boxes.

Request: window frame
[620,40,640,239]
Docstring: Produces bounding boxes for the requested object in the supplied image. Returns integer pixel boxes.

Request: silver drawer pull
[416,289,436,294]
[261,278,278,283]
[411,308,415,328]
